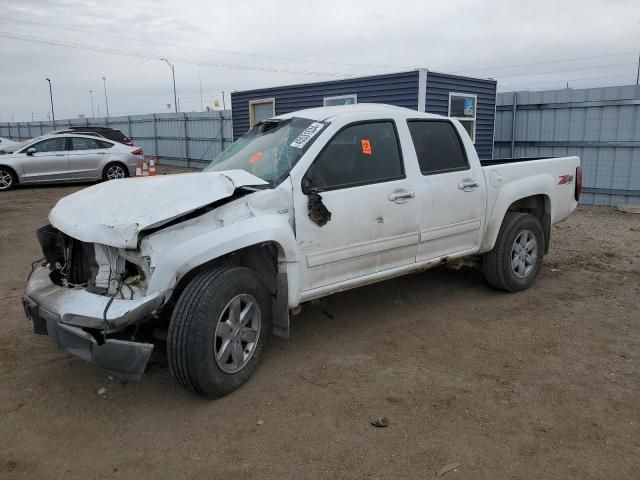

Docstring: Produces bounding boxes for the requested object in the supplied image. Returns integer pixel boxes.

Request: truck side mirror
[301,176,316,195]
[26,147,37,155]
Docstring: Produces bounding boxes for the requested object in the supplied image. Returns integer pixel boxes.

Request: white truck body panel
[479,159,578,253]
[48,169,267,249]
[38,103,580,317]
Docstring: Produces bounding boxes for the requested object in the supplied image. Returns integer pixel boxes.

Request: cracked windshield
[204,117,326,184]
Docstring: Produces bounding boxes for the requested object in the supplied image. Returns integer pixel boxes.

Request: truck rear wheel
[483,212,544,292]
[167,265,271,397]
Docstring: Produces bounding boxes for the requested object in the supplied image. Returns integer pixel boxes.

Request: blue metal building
[230,69,497,159]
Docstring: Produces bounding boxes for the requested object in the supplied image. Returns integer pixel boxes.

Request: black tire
[102,162,129,181]
[0,166,17,191]
[167,265,272,397]
[483,212,545,292]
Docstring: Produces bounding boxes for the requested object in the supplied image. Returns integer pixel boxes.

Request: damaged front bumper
[23,266,165,379]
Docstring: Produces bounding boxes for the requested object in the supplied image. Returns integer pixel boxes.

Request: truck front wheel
[482,212,544,292]
[167,265,271,397]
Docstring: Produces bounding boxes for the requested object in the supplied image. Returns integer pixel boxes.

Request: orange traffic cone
[149,158,157,176]
[135,163,142,177]
[141,161,149,177]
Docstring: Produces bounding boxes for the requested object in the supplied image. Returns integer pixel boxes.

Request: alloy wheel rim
[214,294,261,374]
[511,229,538,279]
[0,170,13,190]
[107,166,125,180]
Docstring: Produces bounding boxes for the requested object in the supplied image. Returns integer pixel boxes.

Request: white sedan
[0,133,144,191]
[0,136,19,151]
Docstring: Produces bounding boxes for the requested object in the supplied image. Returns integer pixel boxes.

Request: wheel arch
[102,161,129,179]
[147,214,300,310]
[0,164,19,184]
[504,194,551,253]
[168,240,287,304]
[481,174,554,254]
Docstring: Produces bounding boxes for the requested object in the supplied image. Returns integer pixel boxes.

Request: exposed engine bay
[35,224,148,299]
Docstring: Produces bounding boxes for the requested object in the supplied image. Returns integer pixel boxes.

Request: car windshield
[204,117,326,185]
[0,140,30,153]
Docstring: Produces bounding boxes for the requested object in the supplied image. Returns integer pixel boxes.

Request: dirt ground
[1,172,639,479]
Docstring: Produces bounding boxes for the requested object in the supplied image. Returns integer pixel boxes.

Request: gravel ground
[1,172,639,479]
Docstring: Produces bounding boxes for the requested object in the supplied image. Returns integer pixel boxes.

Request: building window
[323,94,357,107]
[448,92,477,142]
[249,98,275,128]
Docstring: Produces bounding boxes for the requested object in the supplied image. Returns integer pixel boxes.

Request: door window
[407,120,469,175]
[29,138,66,153]
[304,121,404,190]
[71,137,102,150]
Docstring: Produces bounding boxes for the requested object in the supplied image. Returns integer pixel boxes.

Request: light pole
[89,90,95,118]
[198,72,203,112]
[161,58,178,113]
[102,76,110,118]
[45,78,55,123]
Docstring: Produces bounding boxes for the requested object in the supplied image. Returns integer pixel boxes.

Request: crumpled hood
[49,170,268,248]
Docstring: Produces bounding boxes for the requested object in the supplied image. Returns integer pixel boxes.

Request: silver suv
[0,134,143,191]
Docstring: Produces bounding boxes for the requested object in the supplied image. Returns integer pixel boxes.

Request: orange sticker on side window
[361,139,372,155]
[249,151,263,164]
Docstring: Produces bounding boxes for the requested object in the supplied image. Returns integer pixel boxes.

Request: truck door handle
[458,179,479,192]
[54,154,65,157]
[388,190,415,203]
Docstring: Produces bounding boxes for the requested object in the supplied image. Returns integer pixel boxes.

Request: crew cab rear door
[406,119,486,261]
[293,120,420,292]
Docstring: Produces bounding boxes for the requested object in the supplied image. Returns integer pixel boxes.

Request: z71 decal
[558,174,574,185]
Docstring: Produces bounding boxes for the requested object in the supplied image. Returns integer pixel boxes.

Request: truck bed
[478,153,580,255]
[480,156,557,167]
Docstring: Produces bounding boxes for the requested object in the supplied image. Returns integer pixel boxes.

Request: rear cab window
[407,120,469,175]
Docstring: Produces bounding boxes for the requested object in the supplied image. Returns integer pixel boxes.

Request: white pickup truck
[23,104,581,397]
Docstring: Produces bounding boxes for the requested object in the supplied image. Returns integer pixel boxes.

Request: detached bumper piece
[23,267,162,380]
[23,296,153,380]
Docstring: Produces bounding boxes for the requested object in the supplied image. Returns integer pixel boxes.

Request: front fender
[1,157,23,179]
[146,214,300,306]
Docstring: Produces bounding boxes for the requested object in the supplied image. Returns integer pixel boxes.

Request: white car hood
[49,170,268,248]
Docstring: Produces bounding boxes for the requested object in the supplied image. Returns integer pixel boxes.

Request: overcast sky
[0,0,638,122]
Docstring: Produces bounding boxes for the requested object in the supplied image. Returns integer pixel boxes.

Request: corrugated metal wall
[231,71,420,139]
[0,111,232,169]
[495,85,640,206]
[231,70,497,160]
[425,71,497,160]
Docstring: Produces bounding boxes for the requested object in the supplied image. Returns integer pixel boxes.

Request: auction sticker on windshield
[290,122,324,149]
